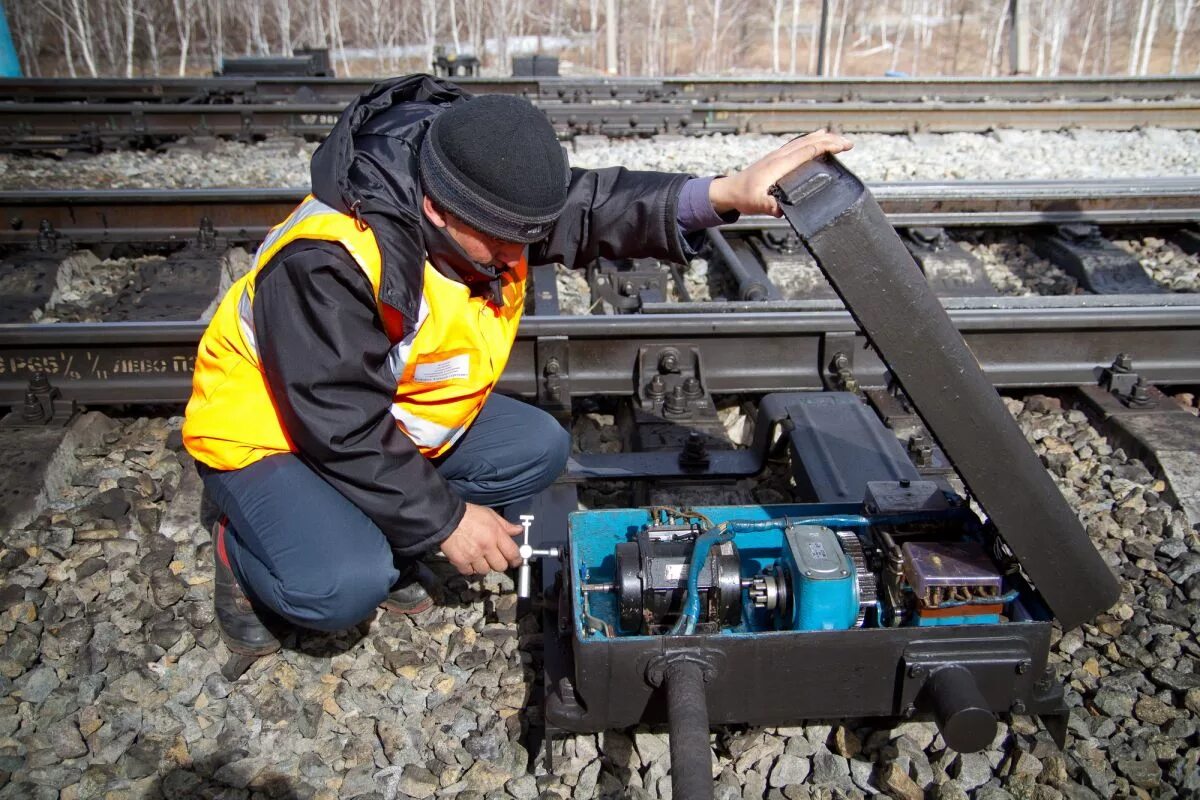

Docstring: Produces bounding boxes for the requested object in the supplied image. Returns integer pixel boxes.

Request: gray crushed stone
[2,130,1196,192]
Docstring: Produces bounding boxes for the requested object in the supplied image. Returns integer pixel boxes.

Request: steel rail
[5,179,1197,245]
[0,97,1196,150]
[0,299,1196,406]
[1,75,1197,105]
[694,99,1200,134]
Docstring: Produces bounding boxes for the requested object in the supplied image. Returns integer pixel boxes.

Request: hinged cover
[771,157,1119,630]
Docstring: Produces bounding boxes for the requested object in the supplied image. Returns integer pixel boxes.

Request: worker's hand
[708,129,854,218]
[439,503,524,576]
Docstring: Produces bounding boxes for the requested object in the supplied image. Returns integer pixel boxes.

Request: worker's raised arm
[529,166,695,268]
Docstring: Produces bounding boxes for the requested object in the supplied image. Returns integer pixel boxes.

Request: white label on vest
[413,354,470,383]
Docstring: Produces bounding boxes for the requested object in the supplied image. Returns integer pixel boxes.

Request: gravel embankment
[1,129,1197,190]
[0,395,1196,798]
[1114,236,1200,293]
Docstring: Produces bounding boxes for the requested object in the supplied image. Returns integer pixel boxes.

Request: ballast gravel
[0,129,1197,191]
[0,392,1197,798]
[1113,236,1200,293]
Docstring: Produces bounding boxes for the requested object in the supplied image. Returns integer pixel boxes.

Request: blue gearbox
[776,524,860,631]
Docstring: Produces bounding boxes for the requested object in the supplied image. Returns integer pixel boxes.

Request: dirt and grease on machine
[516,156,1121,800]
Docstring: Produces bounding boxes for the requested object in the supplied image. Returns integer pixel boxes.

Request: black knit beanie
[419,94,569,243]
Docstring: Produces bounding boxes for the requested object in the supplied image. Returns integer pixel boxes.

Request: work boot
[380,560,439,616]
[212,518,281,656]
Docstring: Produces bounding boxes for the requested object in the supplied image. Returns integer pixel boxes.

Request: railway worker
[182,74,852,655]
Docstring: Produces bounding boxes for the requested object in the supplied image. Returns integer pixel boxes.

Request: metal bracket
[899,637,1036,714]
[820,332,859,393]
[1033,223,1162,294]
[1099,353,1157,409]
[530,264,562,317]
[36,219,62,253]
[0,372,78,430]
[536,336,570,417]
[587,257,670,313]
[635,345,712,418]
[902,227,997,297]
[197,216,217,250]
[643,650,725,687]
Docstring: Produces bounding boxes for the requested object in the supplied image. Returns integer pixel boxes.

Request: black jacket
[253,74,699,555]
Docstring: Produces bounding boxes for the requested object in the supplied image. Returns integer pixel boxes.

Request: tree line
[4,0,1196,79]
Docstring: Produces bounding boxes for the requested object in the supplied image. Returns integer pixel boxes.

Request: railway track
[0,76,1197,149]
[0,177,1197,407]
[0,154,1198,799]
[2,75,1197,105]
[6,178,1198,245]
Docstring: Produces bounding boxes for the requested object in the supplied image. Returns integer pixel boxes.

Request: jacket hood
[310,74,472,334]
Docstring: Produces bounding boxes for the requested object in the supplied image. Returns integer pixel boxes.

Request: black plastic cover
[771,157,1120,631]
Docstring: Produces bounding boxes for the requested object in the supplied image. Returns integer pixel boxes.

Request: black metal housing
[772,156,1120,631]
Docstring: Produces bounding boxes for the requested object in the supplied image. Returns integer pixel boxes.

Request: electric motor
[614,524,742,634]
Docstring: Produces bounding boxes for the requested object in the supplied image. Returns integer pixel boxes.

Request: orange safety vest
[183,195,526,470]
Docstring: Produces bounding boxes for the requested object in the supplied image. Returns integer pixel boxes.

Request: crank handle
[516,546,561,599]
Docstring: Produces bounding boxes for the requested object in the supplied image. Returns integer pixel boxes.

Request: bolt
[28,372,51,394]
[664,385,688,417]
[832,352,850,371]
[1017,660,1031,675]
[682,376,703,398]
[681,431,708,464]
[620,280,637,297]
[543,358,560,377]
[908,664,925,679]
[903,704,916,718]
[21,391,44,423]
[899,478,911,488]
[1129,378,1153,408]
[647,374,666,399]
[1112,352,1133,373]
[1011,700,1027,714]
[658,350,679,374]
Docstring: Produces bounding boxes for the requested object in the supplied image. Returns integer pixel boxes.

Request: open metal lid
[770,156,1120,631]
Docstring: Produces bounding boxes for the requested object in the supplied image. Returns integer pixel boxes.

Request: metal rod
[817,0,831,77]
[930,666,998,753]
[665,661,713,800]
[705,228,780,301]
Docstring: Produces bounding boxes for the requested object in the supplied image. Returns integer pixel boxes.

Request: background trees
[4,0,1196,79]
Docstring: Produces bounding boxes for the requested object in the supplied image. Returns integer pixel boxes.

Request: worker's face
[422,196,526,268]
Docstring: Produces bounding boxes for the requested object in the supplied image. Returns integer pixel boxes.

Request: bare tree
[419,0,438,73]
[197,0,225,72]
[772,0,784,72]
[1129,0,1150,73]
[1076,0,1100,73]
[448,0,462,53]
[985,0,1009,75]
[1138,0,1164,73]
[1170,0,1196,72]
[272,0,292,55]
[9,0,48,76]
[789,0,800,73]
[141,1,162,73]
[38,0,100,75]
[121,0,137,76]
[170,0,195,73]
